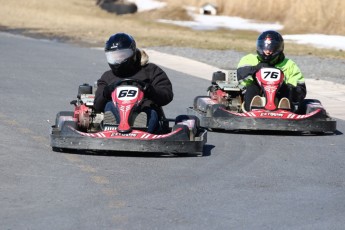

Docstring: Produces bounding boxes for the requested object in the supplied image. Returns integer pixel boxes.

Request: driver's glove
[237,62,272,82]
[256,62,272,71]
[103,84,116,101]
[143,83,154,98]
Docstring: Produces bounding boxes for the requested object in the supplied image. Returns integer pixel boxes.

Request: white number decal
[116,86,139,101]
[260,68,281,82]
[118,89,137,98]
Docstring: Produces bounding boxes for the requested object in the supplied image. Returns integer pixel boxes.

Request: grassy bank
[0,0,344,59]
[165,0,345,35]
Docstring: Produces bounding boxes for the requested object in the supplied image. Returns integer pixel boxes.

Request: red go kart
[50,79,207,155]
[187,68,337,134]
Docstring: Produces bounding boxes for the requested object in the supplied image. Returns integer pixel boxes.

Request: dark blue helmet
[105,33,136,65]
[105,33,137,75]
[256,30,284,65]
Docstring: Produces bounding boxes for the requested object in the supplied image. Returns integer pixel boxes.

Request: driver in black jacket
[94,33,173,133]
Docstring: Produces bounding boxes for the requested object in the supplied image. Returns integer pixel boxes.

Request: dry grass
[164,0,345,35]
[0,0,344,59]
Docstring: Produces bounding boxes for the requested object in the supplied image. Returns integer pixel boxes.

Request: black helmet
[256,30,284,65]
[105,33,137,76]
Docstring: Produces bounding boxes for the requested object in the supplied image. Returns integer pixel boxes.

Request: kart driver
[94,33,173,133]
[236,30,307,112]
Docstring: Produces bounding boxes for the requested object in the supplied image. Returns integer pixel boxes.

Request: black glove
[237,62,272,81]
[103,84,116,100]
[140,98,157,110]
[255,62,272,71]
[143,83,154,98]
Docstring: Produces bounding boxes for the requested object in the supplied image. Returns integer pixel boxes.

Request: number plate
[116,86,139,101]
[259,68,282,82]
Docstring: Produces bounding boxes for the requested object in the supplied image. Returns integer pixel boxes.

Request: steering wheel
[113,78,148,90]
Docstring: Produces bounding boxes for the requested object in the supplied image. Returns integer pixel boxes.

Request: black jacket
[94,51,173,112]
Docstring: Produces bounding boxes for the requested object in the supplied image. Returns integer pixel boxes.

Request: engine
[207,70,243,111]
[71,83,103,131]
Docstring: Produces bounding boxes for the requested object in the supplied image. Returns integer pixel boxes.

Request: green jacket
[237,54,305,87]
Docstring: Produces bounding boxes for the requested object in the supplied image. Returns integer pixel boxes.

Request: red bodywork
[75,128,182,140]
[222,108,321,120]
[112,85,144,133]
[255,67,285,111]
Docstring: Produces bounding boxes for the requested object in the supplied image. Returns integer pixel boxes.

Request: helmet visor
[257,38,283,55]
[105,49,134,65]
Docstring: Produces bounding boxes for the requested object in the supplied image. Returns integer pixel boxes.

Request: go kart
[50,79,207,155]
[187,68,337,134]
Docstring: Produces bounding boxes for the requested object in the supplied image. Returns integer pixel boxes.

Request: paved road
[1,32,345,230]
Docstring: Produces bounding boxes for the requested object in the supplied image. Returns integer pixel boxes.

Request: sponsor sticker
[110,133,137,137]
[260,112,284,117]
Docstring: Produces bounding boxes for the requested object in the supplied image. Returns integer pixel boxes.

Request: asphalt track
[1,32,344,230]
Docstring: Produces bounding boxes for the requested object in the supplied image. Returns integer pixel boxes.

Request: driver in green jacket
[237,30,307,112]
